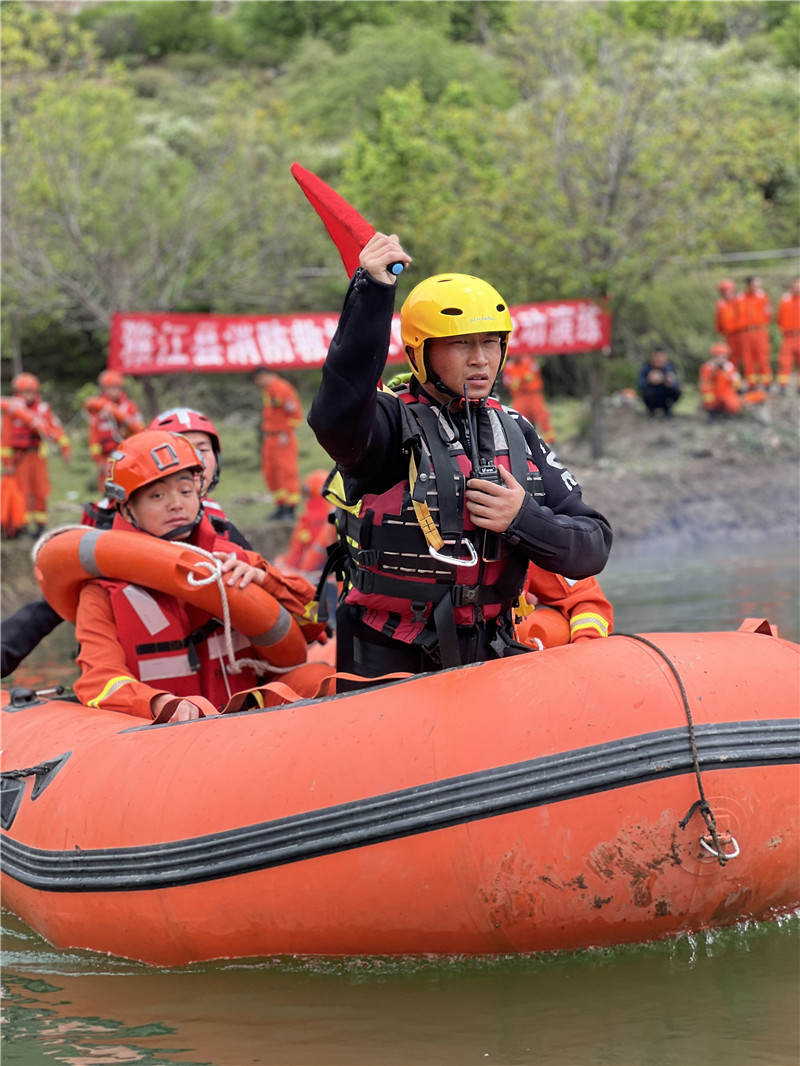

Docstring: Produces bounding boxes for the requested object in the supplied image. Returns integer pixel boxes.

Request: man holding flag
[308,233,612,682]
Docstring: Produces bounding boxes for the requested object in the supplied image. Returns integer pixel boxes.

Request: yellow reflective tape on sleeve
[569,612,610,638]
[323,470,362,515]
[87,675,137,708]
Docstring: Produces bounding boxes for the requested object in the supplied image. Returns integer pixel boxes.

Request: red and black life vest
[327,387,545,659]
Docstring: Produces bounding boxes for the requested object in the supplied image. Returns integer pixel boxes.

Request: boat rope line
[616,633,732,867]
[1,719,797,892]
[1,763,54,780]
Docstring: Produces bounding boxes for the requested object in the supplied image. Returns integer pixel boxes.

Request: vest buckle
[457,585,479,606]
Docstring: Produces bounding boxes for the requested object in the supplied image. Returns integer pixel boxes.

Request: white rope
[178,543,302,676]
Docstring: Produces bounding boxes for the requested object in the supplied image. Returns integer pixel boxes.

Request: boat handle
[699,834,740,860]
[428,540,479,568]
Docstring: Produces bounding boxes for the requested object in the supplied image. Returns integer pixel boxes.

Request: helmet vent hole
[440,307,464,317]
[497,304,506,312]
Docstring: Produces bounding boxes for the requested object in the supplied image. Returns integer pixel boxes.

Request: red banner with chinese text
[108,300,611,375]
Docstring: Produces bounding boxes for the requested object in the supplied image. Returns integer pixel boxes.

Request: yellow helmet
[400,273,513,384]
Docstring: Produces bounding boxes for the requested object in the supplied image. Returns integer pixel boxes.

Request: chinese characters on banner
[108,300,612,376]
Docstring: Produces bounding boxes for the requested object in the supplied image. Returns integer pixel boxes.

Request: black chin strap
[160,506,204,541]
[203,457,221,496]
[428,375,463,402]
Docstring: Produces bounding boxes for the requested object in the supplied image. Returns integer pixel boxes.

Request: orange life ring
[34,527,307,669]
[515,605,571,650]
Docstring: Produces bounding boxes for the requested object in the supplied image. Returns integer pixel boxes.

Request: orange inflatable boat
[1,620,798,966]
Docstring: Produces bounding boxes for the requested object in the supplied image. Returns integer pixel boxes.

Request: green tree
[342,81,509,281]
[1,0,100,75]
[77,0,238,61]
[280,17,515,139]
[1,57,340,385]
[232,0,510,62]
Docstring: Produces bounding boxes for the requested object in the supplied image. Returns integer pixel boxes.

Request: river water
[2,537,799,1065]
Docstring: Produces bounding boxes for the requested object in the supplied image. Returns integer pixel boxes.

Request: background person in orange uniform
[515,563,614,649]
[501,353,556,444]
[73,430,330,722]
[714,278,744,377]
[0,373,71,536]
[737,275,773,390]
[776,277,800,394]
[253,368,302,521]
[277,469,336,580]
[699,344,743,418]
[83,369,144,492]
[274,468,339,633]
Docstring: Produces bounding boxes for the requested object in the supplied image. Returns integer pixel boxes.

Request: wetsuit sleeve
[74,582,172,719]
[502,428,613,579]
[0,598,63,678]
[308,268,400,471]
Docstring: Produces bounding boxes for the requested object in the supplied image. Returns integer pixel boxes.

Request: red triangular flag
[291,162,376,277]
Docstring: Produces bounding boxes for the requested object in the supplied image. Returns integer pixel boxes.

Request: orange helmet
[99,369,125,389]
[303,469,330,499]
[105,430,204,504]
[717,278,735,293]
[710,343,731,358]
[400,273,513,384]
[12,372,40,394]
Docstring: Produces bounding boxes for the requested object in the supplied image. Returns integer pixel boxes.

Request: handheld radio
[463,388,502,561]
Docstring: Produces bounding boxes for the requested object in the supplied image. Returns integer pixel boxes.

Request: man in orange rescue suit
[277,469,336,579]
[737,275,773,390]
[253,368,302,521]
[1,372,71,536]
[83,369,144,492]
[502,353,556,444]
[308,232,612,681]
[73,430,330,723]
[699,344,743,418]
[776,277,800,394]
[714,279,744,378]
